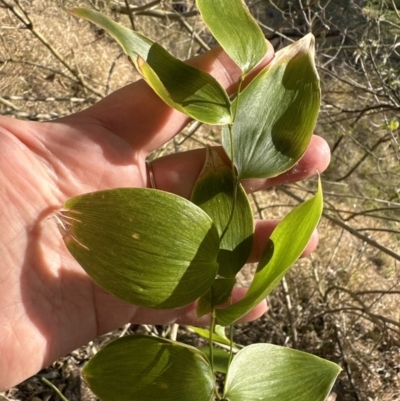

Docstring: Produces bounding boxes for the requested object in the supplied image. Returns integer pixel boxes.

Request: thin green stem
[209,292,216,373]
[219,77,244,400]
[40,377,70,401]
[222,325,235,398]
[232,76,244,123]
[209,294,222,400]
[219,75,244,243]
[214,371,222,401]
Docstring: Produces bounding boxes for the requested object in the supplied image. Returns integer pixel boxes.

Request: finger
[241,134,331,193]
[78,44,274,154]
[249,219,319,263]
[148,134,330,199]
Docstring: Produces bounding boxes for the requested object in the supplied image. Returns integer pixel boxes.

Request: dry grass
[1,1,399,400]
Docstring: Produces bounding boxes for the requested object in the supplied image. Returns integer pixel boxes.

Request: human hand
[0,45,330,390]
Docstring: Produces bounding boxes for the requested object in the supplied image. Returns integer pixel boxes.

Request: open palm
[0,46,330,390]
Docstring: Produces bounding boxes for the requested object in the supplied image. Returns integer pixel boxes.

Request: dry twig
[0,0,103,98]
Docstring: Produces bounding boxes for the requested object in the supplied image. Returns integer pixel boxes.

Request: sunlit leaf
[198,346,231,374]
[216,179,323,326]
[223,34,320,180]
[196,0,267,75]
[188,326,238,349]
[224,343,341,401]
[214,325,228,340]
[58,188,219,309]
[72,8,232,125]
[83,335,215,401]
[191,147,254,278]
[196,277,236,317]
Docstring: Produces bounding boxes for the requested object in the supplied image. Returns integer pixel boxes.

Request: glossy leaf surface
[223,34,320,180]
[197,0,267,75]
[224,344,341,401]
[83,335,215,401]
[59,188,219,309]
[191,147,253,278]
[72,8,231,125]
[216,179,323,326]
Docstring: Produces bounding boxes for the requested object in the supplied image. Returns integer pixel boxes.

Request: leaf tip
[271,32,317,71]
[69,7,86,18]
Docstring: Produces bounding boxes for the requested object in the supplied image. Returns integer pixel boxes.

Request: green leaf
[58,188,219,309]
[196,0,267,75]
[216,179,323,326]
[196,277,236,317]
[214,325,228,340]
[83,335,215,401]
[224,344,341,401]
[198,346,231,374]
[223,34,320,180]
[191,147,254,278]
[72,8,231,125]
[188,326,237,349]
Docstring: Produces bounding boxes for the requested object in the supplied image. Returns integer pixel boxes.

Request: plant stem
[40,377,70,401]
[219,75,244,242]
[221,324,235,399]
[209,291,216,373]
[219,77,244,399]
[209,293,222,400]
[232,76,244,123]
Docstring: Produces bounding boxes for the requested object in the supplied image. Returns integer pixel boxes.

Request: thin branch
[173,10,211,52]
[111,0,198,20]
[124,0,136,30]
[0,110,63,120]
[336,134,390,181]
[307,303,400,340]
[281,277,298,348]
[392,0,400,19]
[112,0,209,51]
[111,0,161,14]
[368,46,400,106]
[317,190,400,207]
[0,95,96,103]
[323,100,400,115]
[323,207,400,224]
[134,10,200,19]
[0,96,19,110]
[318,65,381,96]
[355,289,400,296]
[0,0,103,98]
[105,52,125,96]
[278,186,400,262]
[357,227,400,234]
[333,324,362,401]
[175,121,203,146]
[0,57,76,82]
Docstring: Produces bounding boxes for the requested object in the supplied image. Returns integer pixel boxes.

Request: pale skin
[0,44,330,390]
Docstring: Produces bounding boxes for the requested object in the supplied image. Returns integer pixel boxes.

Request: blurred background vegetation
[0,1,399,400]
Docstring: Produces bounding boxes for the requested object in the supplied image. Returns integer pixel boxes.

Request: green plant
[55,2,341,400]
